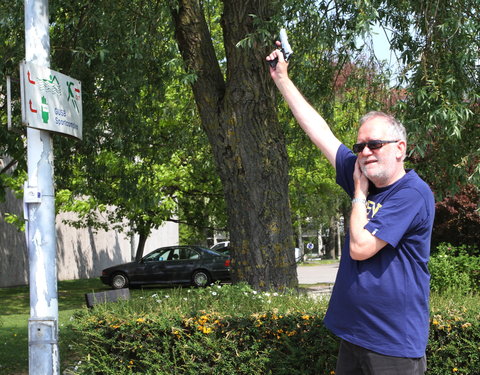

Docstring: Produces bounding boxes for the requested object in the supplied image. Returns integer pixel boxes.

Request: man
[267,46,435,374]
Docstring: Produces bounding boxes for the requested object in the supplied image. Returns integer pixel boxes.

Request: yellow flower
[136,318,145,323]
[452,368,458,372]
[432,319,439,325]
[330,371,335,374]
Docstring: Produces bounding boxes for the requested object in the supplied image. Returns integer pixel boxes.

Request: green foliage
[429,243,480,294]
[1,1,226,248]
[428,303,480,375]
[2,0,478,255]
[380,0,480,197]
[65,284,337,375]
[64,280,480,375]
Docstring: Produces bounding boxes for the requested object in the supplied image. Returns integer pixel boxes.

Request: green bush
[427,303,480,375]
[64,284,337,375]
[64,283,480,375]
[429,243,480,294]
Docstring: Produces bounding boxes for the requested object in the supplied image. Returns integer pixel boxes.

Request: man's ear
[396,140,407,160]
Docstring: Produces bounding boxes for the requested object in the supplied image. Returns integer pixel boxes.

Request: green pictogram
[41,96,49,124]
[66,81,79,113]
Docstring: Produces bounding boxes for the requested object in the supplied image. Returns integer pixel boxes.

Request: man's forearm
[349,198,388,261]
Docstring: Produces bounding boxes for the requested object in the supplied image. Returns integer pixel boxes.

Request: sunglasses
[353,140,399,154]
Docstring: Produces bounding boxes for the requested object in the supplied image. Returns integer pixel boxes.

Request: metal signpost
[22,1,82,373]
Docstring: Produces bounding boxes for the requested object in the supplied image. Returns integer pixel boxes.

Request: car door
[163,247,201,283]
[141,248,171,283]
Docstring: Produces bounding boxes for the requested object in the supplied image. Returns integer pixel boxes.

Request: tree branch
[0,159,18,175]
[169,0,225,131]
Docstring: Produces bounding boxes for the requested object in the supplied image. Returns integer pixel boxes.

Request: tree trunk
[296,212,304,260]
[327,215,336,259]
[170,0,297,290]
[134,231,149,262]
[134,219,153,262]
[317,223,323,257]
[335,214,341,260]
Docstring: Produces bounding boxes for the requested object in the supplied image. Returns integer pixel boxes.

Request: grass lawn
[0,279,200,374]
[0,278,109,374]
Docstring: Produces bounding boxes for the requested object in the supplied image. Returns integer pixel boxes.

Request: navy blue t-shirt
[323,144,435,358]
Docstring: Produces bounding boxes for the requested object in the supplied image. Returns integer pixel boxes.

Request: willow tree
[169,0,297,289]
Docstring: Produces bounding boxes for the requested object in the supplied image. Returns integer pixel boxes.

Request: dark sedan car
[101,245,231,289]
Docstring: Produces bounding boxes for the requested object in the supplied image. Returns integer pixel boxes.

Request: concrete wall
[0,189,179,287]
[0,189,28,287]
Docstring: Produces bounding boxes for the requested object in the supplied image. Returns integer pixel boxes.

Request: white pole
[24,1,59,374]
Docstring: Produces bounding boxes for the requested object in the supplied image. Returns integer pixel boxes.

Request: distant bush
[429,243,480,294]
[64,281,480,375]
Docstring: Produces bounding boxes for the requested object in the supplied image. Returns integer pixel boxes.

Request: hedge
[63,283,479,375]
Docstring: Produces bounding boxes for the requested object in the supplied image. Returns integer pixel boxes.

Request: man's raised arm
[266,46,341,168]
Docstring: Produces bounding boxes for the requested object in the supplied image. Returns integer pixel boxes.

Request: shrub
[64,283,480,375]
[427,302,480,375]
[64,284,337,375]
[429,243,480,294]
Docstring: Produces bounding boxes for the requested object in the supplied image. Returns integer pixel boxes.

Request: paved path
[297,262,339,284]
[296,262,339,297]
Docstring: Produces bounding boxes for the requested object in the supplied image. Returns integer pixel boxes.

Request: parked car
[210,241,230,252]
[295,247,304,263]
[100,245,231,289]
[215,246,230,255]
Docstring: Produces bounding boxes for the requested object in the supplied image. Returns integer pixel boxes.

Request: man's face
[356,117,404,187]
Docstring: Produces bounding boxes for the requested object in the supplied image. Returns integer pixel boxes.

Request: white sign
[20,61,82,140]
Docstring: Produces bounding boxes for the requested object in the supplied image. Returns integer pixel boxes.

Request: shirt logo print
[367,200,382,219]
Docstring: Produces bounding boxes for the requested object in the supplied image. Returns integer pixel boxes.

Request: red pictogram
[29,100,37,113]
[28,71,36,85]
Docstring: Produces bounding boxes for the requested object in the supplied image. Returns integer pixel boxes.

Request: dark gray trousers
[335,340,427,375]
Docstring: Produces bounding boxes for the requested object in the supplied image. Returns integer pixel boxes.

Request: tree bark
[170,0,297,290]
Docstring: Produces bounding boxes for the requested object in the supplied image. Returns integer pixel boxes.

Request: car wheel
[192,270,211,287]
[111,273,129,289]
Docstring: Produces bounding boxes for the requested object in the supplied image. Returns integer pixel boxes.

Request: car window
[168,248,181,261]
[143,251,162,262]
[183,248,200,260]
[156,249,172,261]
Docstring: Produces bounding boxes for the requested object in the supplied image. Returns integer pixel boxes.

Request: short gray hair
[359,111,407,144]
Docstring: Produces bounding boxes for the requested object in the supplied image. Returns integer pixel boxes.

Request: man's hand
[353,158,369,199]
[266,41,289,81]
